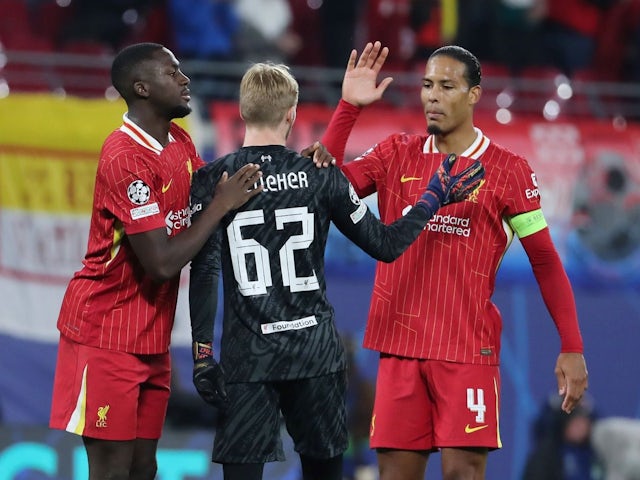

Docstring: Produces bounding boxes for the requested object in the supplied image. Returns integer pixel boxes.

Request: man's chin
[171,105,192,119]
[427,124,442,135]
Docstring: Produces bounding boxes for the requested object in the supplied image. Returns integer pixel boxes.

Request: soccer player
[48,42,266,480]
[188,62,484,480]
[319,42,589,480]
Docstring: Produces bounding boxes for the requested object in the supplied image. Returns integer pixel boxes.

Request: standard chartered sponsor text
[427,213,471,237]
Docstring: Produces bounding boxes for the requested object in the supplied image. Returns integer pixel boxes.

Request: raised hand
[342,41,394,107]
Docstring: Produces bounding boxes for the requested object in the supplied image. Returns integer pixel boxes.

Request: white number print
[227,207,318,296]
[466,388,487,423]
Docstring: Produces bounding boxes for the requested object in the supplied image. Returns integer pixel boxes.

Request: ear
[469,85,482,107]
[134,81,149,99]
[287,105,297,124]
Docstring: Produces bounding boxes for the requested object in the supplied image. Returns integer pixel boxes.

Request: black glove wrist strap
[193,341,213,361]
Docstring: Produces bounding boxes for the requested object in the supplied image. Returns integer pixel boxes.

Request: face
[138,48,192,119]
[420,55,480,136]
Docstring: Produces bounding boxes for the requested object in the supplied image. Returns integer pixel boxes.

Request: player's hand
[418,154,485,213]
[342,41,394,107]
[192,342,229,410]
[302,141,336,168]
[215,163,263,211]
[555,352,589,413]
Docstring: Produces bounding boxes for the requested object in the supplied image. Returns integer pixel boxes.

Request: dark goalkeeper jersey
[189,145,435,382]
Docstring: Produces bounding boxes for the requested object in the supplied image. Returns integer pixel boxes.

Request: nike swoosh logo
[161,180,172,193]
[465,424,489,434]
[400,175,422,183]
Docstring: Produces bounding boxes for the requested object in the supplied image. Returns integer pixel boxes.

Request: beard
[427,123,443,135]
[170,104,192,119]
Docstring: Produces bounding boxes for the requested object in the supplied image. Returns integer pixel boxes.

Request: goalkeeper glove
[417,153,485,215]
[192,342,229,410]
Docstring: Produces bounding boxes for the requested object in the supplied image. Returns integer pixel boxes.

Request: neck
[243,125,287,147]
[433,124,478,155]
[127,109,171,146]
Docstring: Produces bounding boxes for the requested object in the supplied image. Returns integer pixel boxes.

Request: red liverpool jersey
[342,129,541,364]
[57,115,205,354]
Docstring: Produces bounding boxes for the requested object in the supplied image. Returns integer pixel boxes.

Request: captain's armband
[508,209,547,238]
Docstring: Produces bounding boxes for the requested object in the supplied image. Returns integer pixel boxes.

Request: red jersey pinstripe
[342,129,541,364]
[56,116,205,354]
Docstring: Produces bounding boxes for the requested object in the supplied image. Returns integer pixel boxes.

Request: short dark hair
[429,45,481,88]
[111,42,165,100]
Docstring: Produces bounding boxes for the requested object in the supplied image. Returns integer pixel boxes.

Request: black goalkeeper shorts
[212,370,348,464]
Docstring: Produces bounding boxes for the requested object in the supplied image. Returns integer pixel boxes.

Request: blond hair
[239,62,299,128]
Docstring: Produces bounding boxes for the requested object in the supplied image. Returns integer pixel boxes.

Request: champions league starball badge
[127,179,151,205]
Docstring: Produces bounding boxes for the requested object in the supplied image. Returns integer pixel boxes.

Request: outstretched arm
[332,154,484,262]
[129,164,262,281]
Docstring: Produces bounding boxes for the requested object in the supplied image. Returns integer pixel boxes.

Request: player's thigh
[213,382,284,464]
[426,360,501,449]
[279,370,349,459]
[370,354,435,451]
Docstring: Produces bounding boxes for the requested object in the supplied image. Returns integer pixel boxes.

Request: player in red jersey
[48,43,265,480]
[319,42,589,480]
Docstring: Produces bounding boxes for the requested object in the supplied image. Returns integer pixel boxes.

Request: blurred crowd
[2,0,640,84]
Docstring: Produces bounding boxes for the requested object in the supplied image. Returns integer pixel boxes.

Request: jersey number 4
[227,207,319,296]
[467,388,487,423]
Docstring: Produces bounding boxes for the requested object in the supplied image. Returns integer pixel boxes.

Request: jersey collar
[119,113,175,155]
[423,127,490,159]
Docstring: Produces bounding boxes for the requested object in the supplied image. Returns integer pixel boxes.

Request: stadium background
[2,0,640,479]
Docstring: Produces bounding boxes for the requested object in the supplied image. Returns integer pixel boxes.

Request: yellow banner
[0,147,98,213]
[0,93,124,151]
[0,94,188,214]
[0,94,121,213]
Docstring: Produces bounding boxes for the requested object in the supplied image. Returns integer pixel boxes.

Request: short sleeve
[100,151,166,235]
[503,155,542,218]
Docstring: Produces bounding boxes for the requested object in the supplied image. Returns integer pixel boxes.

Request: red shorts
[370,354,502,451]
[49,335,171,441]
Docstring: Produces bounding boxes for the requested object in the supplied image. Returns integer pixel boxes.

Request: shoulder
[101,128,132,153]
[99,129,147,171]
[479,141,535,183]
[356,132,425,161]
[385,132,425,148]
[483,140,530,166]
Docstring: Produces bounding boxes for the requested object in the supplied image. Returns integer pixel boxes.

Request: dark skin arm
[128,163,263,282]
